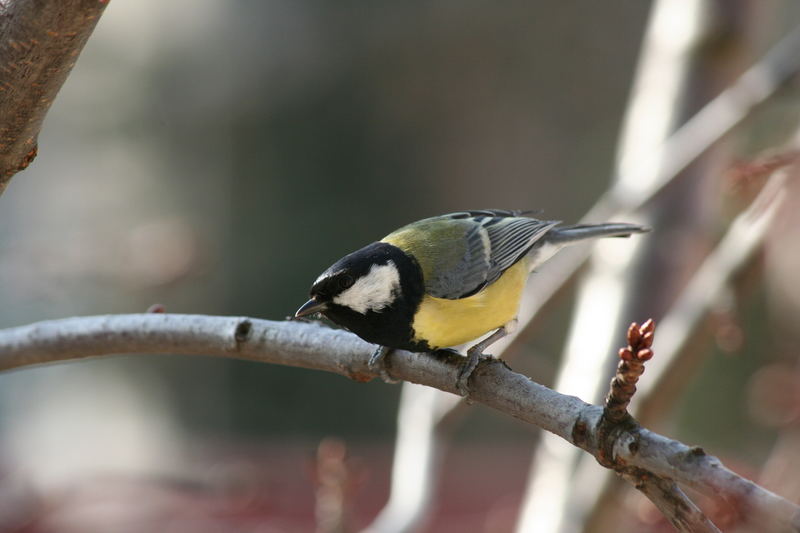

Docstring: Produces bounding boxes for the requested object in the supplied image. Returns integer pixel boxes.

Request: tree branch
[0,0,109,194]
[619,468,721,533]
[0,314,798,531]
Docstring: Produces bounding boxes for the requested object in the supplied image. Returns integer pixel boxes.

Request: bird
[295,209,648,396]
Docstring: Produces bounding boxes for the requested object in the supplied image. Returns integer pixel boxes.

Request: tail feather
[545,222,650,245]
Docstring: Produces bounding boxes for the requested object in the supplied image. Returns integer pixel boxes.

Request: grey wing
[482,215,560,285]
[427,211,559,299]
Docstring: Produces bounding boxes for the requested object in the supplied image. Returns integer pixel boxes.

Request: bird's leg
[456,320,517,397]
[369,346,399,384]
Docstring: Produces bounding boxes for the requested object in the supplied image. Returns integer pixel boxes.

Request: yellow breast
[411,259,528,349]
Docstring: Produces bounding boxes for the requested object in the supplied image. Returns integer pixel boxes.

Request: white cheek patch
[333,261,400,314]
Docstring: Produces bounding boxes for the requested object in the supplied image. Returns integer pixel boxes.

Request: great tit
[295,209,648,395]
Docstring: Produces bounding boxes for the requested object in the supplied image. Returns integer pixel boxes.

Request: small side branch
[594,321,719,531]
[619,468,721,533]
[0,0,110,193]
[604,319,655,424]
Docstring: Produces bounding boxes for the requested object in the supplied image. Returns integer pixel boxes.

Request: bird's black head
[295,241,427,351]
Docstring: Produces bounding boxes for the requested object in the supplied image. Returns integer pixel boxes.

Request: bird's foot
[369,346,399,384]
[456,348,494,400]
[455,325,512,399]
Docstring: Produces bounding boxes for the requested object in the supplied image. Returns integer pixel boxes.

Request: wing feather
[425,211,559,299]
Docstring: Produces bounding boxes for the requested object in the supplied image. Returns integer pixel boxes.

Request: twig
[0,0,109,194]
[594,320,719,532]
[619,469,721,533]
[0,314,798,531]
[614,428,800,533]
[727,150,800,191]
[595,320,796,533]
[603,320,655,424]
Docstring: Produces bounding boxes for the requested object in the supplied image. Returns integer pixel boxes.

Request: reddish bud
[619,347,634,361]
[637,348,654,361]
[641,331,654,348]
[628,323,641,346]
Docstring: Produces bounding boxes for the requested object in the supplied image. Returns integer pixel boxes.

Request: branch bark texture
[0,314,798,532]
[620,469,721,533]
[0,0,109,193]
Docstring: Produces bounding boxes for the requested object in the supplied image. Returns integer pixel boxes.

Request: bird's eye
[338,274,355,290]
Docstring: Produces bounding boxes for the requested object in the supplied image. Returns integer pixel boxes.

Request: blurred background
[1,1,800,532]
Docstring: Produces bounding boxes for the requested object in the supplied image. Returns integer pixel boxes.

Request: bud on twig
[603,319,656,424]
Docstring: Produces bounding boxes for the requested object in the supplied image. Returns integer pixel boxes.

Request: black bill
[294,298,327,318]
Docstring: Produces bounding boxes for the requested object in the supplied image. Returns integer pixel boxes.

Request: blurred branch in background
[756,127,800,523]
[312,437,365,533]
[522,1,769,531]
[511,17,800,342]
[636,155,795,421]
[0,314,798,531]
[518,0,716,528]
[372,7,800,533]
[362,384,456,533]
[0,0,109,193]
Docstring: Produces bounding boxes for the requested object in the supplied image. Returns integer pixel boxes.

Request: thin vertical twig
[596,320,721,532]
[602,320,655,425]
